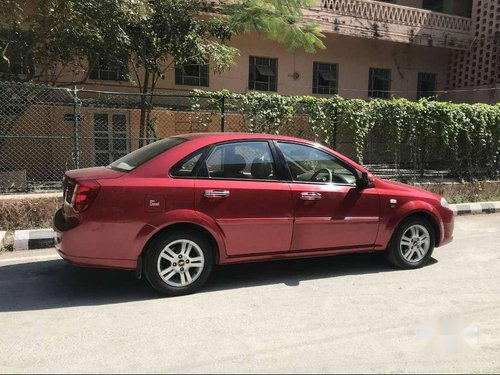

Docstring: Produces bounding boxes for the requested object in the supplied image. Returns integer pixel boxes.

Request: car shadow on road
[206,253,437,291]
[0,253,437,312]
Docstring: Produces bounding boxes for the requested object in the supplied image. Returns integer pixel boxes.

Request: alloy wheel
[399,224,431,263]
[156,239,205,287]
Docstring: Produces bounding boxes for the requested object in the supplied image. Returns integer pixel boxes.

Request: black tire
[144,229,214,296]
[386,217,435,269]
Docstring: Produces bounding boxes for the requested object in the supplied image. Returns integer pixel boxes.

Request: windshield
[108,137,187,172]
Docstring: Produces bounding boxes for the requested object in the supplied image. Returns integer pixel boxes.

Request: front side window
[204,141,277,180]
[417,72,437,99]
[277,142,357,185]
[368,68,391,99]
[249,56,277,92]
[313,62,338,95]
[175,61,209,87]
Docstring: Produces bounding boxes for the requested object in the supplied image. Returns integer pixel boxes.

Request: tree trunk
[139,70,150,148]
[145,73,160,143]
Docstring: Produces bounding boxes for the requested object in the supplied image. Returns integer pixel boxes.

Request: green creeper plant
[190,90,500,180]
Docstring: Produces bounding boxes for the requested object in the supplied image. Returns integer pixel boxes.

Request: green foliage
[239,93,297,133]
[4,0,324,85]
[337,98,372,163]
[226,0,325,53]
[299,96,341,145]
[191,90,500,180]
[28,0,131,81]
[7,0,325,145]
[124,0,238,79]
[0,0,22,29]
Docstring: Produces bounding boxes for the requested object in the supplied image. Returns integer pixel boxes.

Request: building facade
[444,0,500,103]
[1,0,498,190]
[1,0,498,103]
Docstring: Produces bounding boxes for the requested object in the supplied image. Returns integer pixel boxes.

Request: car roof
[178,132,319,144]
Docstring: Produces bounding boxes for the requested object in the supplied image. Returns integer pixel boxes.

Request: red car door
[276,141,380,252]
[194,140,294,257]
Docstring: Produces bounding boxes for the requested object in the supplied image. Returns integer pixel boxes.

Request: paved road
[1,214,499,373]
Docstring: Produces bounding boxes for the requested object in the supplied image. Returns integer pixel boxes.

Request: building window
[93,113,130,166]
[175,61,209,87]
[0,30,33,80]
[249,56,277,92]
[417,72,437,99]
[422,0,444,13]
[313,62,338,95]
[90,59,127,81]
[368,68,391,99]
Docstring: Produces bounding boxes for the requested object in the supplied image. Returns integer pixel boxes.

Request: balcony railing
[320,0,472,33]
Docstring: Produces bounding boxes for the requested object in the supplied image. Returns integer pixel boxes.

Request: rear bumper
[53,208,137,270]
[56,246,136,270]
[53,208,79,232]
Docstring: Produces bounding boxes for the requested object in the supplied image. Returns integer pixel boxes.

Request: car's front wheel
[144,230,214,296]
[387,217,435,269]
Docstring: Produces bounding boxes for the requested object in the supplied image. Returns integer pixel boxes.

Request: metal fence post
[220,96,225,132]
[419,137,425,178]
[332,107,338,149]
[72,85,81,169]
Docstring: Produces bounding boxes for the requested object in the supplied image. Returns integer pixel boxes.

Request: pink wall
[75,31,449,102]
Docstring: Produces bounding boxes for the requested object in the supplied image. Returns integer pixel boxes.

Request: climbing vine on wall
[191,90,500,180]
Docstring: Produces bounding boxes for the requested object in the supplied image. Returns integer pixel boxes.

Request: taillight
[71,180,100,213]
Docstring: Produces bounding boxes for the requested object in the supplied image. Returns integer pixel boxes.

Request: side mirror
[356,171,374,189]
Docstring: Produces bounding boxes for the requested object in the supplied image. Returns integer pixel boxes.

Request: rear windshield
[108,137,187,172]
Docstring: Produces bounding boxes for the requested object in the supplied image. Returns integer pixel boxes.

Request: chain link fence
[0,81,492,193]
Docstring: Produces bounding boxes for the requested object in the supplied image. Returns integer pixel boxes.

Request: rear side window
[204,141,277,180]
[171,149,205,178]
[108,137,186,172]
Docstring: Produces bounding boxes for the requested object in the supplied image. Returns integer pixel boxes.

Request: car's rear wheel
[387,217,435,269]
[144,230,214,296]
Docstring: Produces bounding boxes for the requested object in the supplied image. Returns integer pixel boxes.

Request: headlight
[440,197,449,208]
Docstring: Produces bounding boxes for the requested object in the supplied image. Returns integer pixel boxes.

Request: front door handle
[204,189,230,198]
[300,192,322,201]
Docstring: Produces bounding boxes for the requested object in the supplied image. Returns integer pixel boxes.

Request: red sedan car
[54,133,454,296]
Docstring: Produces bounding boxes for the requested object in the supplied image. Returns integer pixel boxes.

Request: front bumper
[438,207,455,247]
[439,235,453,246]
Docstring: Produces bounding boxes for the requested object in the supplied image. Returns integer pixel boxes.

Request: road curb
[6,202,500,251]
[13,229,55,251]
[449,201,500,216]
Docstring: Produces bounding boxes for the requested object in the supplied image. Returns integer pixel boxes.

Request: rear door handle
[300,192,322,201]
[204,189,230,198]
